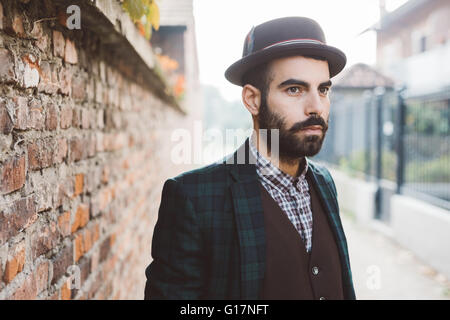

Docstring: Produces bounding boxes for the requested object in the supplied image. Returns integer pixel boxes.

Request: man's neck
[252,131,304,178]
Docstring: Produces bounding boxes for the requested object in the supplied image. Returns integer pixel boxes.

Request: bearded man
[144,16,356,300]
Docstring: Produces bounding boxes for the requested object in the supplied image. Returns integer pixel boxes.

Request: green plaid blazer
[144,137,356,300]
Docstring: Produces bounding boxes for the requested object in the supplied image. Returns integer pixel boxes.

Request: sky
[193,0,408,101]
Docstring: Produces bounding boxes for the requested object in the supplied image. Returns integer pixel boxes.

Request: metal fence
[314,87,450,221]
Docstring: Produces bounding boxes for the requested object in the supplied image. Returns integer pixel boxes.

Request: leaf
[148,1,160,31]
[122,0,146,22]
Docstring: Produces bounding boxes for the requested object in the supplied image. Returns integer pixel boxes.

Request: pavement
[341,213,450,300]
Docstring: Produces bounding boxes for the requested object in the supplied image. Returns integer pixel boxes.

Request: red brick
[53,30,65,58]
[8,272,37,300]
[71,203,89,233]
[69,136,84,162]
[61,281,71,300]
[4,242,25,284]
[57,211,71,237]
[0,99,14,134]
[0,155,26,194]
[0,196,37,245]
[35,260,50,294]
[81,108,90,129]
[12,14,24,37]
[38,61,59,94]
[0,3,3,30]
[74,173,84,197]
[0,48,15,83]
[27,99,44,130]
[58,68,72,96]
[45,103,58,131]
[54,137,68,164]
[31,221,60,259]
[27,138,54,170]
[13,96,28,130]
[51,243,73,284]
[64,38,78,64]
[60,103,73,129]
[72,75,86,101]
[74,233,84,262]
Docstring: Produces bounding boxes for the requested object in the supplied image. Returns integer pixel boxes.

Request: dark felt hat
[224,16,346,86]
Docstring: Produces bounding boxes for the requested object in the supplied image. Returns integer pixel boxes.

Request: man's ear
[242,84,261,116]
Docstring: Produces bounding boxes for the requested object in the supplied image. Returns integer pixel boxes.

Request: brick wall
[0,0,198,299]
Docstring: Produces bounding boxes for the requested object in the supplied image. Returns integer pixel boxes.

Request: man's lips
[300,125,323,131]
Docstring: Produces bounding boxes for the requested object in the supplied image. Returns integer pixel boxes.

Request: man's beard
[257,94,329,164]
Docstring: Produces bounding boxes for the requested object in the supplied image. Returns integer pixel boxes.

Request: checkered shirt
[249,136,314,252]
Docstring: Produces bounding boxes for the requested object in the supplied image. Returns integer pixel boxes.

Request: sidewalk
[341,213,450,300]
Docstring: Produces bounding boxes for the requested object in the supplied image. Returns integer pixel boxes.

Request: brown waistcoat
[258,174,345,300]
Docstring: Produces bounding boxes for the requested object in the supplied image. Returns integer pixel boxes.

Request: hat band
[261,38,325,51]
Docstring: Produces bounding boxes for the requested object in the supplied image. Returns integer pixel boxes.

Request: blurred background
[189,0,450,299]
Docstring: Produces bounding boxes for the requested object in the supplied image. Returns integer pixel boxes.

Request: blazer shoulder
[169,160,230,198]
[307,159,337,195]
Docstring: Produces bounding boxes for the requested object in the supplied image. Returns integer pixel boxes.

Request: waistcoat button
[319,296,326,300]
[312,266,319,275]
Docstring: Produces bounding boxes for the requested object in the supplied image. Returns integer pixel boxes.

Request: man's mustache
[289,115,328,133]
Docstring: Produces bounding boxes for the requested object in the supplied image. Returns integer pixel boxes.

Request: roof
[361,0,431,34]
[333,63,396,89]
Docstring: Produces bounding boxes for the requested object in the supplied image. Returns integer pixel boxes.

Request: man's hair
[242,55,328,98]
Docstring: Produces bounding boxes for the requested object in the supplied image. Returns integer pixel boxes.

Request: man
[144,16,356,300]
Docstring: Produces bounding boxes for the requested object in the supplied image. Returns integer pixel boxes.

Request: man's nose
[304,91,325,116]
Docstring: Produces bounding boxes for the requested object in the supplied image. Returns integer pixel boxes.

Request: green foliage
[122,0,160,40]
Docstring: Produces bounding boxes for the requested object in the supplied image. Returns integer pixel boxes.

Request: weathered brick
[52,30,65,58]
[60,103,73,129]
[71,203,89,233]
[69,136,84,162]
[0,2,3,30]
[57,211,71,237]
[72,75,86,101]
[64,38,78,64]
[54,137,68,164]
[21,54,40,88]
[0,48,15,83]
[8,272,37,300]
[45,103,58,131]
[0,99,14,134]
[38,61,59,94]
[27,98,44,130]
[60,280,71,300]
[51,243,73,284]
[0,196,37,245]
[27,138,54,170]
[35,260,50,294]
[74,173,84,197]
[4,241,25,284]
[11,14,25,37]
[74,233,84,262]
[31,221,60,259]
[81,108,90,129]
[13,96,28,130]
[58,67,72,96]
[0,155,26,194]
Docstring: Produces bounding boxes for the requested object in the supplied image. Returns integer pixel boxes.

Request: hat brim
[224,43,347,86]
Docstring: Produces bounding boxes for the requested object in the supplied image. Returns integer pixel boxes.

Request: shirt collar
[249,134,308,193]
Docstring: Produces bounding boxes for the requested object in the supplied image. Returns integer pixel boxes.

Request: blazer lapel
[226,137,266,300]
[307,164,355,298]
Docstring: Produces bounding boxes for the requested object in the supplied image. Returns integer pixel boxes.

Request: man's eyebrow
[277,79,332,89]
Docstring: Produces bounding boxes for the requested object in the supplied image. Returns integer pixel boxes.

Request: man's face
[257,55,331,162]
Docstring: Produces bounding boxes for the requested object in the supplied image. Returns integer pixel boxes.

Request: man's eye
[319,87,330,95]
[287,87,302,94]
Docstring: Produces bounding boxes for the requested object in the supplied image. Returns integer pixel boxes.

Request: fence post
[363,90,373,180]
[374,86,385,219]
[395,87,406,194]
